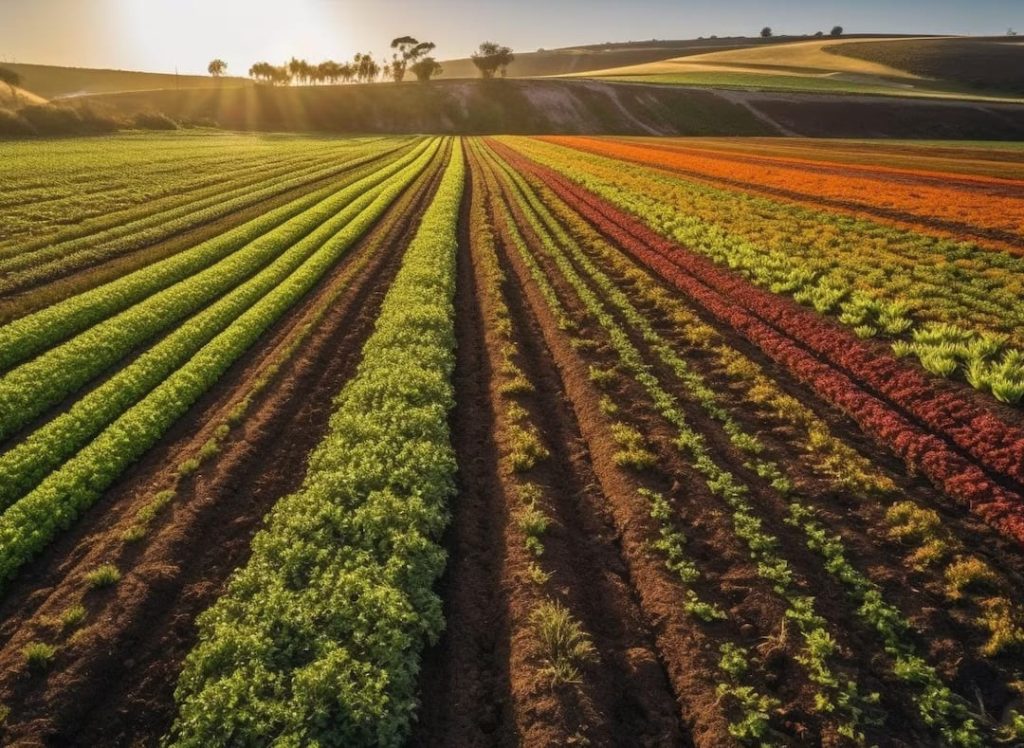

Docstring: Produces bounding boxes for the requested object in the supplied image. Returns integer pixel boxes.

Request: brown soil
[0,147,446,746]
[413,143,685,747]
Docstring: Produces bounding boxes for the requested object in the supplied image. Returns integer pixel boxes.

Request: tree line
[217,37,514,85]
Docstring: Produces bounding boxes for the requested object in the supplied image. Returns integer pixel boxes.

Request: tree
[760,26,773,38]
[814,31,824,37]
[1009,28,1018,36]
[471,41,515,79]
[410,57,443,82]
[248,62,273,84]
[830,25,844,37]
[389,36,436,83]
[318,61,342,84]
[0,67,21,105]
[207,59,227,77]
[352,53,380,83]
[288,57,313,85]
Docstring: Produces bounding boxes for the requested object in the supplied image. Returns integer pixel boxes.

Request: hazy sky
[0,0,1020,75]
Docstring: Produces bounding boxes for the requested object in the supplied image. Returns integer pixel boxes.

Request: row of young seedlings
[512,141,1024,739]
[0,141,443,593]
[484,141,997,746]
[0,139,409,290]
[0,140,438,505]
[471,139,781,743]
[467,146,603,740]
[9,140,450,682]
[584,228,1024,714]
[482,143,868,742]
[164,140,465,747]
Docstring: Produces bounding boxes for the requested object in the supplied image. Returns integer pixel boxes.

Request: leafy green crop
[166,139,464,747]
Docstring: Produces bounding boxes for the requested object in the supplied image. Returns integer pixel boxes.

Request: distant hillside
[582,36,1024,101]
[435,37,802,79]
[830,38,1024,94]
[2,62,249,100]
[76,78,1024,140]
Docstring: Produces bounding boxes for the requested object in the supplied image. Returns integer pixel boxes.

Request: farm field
[0,132,1023,747]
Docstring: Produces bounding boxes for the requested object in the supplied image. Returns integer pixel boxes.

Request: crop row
[0,135,397,245]
[493,140,1024,546]
[0,143,349,246]
[471,140,797,741]
[508,137,1024,403]
[0,143,426,375]
[575,136,1024,243]
[484,139,1008,744]
[0,143,440,513]
[166,140,464,747]
[0,140,443,592]
[0,140,435,440]
[0,141,416,296]
[0,141,447,680]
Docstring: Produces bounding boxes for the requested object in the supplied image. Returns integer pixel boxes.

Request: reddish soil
[0,149,446,746]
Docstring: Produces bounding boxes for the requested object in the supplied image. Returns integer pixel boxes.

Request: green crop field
[1,129,1023,746]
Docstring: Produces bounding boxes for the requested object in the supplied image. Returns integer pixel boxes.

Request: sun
[113,0,355,74]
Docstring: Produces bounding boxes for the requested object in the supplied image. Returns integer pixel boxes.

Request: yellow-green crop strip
[166,139,464,747]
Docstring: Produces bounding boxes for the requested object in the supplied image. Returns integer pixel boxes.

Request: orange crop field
[542,135,1024,252]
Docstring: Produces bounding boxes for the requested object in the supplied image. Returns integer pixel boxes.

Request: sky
[0,0,1020,75]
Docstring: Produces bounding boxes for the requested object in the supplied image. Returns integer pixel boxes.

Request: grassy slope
[435,36,806,78]
[0,86,47,108]
[78,80,774,136]
[75,79,1024,140]
[830,39,1024,94]
[584,37,1024,102]
[3,62,248,100]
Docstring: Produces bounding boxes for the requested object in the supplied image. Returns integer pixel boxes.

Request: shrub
[19,104,82,135]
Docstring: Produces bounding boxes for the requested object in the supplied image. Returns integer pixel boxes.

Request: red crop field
[0,132,1023,747]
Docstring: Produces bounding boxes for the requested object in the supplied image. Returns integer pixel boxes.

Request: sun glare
[113,0,355,74]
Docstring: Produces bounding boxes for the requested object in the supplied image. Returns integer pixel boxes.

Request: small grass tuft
[529,599,598,686]
[23,642,56,670]
[85,564,121,589]
[59,604,87,632]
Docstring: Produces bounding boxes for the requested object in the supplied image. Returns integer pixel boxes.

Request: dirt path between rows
[0,150,444,747]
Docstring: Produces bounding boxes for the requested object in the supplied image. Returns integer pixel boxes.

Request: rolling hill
[77,78,1024,140]
[435,36,809,79]
[0,62,248,100]
[582,36,1024,101]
